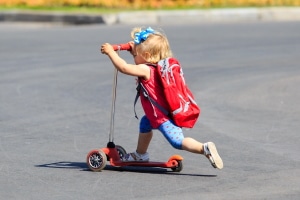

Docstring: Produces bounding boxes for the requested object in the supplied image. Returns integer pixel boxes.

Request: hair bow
[134,27,155,44]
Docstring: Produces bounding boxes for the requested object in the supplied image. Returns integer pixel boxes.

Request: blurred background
[0,0,299,10]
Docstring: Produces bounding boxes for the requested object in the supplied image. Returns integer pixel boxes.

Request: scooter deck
[101,147,183,168]
[110,155,183,168]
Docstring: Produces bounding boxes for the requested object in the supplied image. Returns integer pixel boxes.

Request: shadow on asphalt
[35,161,217,177]
[35,161,89,171]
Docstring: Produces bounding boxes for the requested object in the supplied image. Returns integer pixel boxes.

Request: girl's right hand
[100,43,114,55]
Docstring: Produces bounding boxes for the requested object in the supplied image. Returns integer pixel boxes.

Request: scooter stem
[109,67,118,143]
[109,47,123,144]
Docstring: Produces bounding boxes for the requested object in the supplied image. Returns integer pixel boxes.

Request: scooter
[86,43,183,172]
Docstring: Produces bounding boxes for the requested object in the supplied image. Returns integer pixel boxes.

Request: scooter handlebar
[112,43,132,51]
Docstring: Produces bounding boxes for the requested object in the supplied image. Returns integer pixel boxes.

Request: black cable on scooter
[107,47,122,148]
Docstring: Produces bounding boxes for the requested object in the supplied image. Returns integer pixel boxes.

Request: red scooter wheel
[171,160,183,172]
[86,149,107,172]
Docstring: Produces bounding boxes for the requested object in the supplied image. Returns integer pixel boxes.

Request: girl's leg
[159,120,223,169]
[136,115,153,154]
[182,137,223,169]
[181,137,204,154]
[136,131,153,154]
[122,116,152,162]
[158,121,203,153]
[158,120,185,150]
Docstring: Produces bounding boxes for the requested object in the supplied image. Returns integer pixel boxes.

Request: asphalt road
[0,21,299,200]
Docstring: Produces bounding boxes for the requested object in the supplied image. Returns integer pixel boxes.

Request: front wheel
[86,149,107,172]
[115,145,127,160]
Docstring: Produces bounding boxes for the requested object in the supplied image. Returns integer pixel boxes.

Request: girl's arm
[101,43,150,80]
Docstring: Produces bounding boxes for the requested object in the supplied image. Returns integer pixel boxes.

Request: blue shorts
[139,115,184,150]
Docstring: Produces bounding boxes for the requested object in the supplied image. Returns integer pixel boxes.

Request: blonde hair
[131,27,173,63]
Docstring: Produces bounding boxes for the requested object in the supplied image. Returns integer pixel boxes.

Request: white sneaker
[203,142,223,169]
[122,151,149,162]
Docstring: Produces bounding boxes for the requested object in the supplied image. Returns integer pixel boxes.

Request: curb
[116,8,300,25]
[1,7,300,25]
[0,11,104,24]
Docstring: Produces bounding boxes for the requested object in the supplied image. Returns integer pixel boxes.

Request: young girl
[100,27,223,169]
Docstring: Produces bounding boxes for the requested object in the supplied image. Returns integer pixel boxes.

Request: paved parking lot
[0,21,299,199]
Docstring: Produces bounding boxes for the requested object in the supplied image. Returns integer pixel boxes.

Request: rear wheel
[171,160,183,172]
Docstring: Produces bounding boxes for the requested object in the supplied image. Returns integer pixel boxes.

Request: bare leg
[181,137,204,154]
[136,131,153,154]
[182,137,223,169]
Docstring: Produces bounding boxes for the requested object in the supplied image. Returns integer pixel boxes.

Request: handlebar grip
[112,43,132,51]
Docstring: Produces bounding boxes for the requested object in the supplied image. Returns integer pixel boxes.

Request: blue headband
[134,27,155,44]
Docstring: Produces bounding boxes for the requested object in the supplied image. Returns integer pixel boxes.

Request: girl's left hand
[128,41,135,55]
